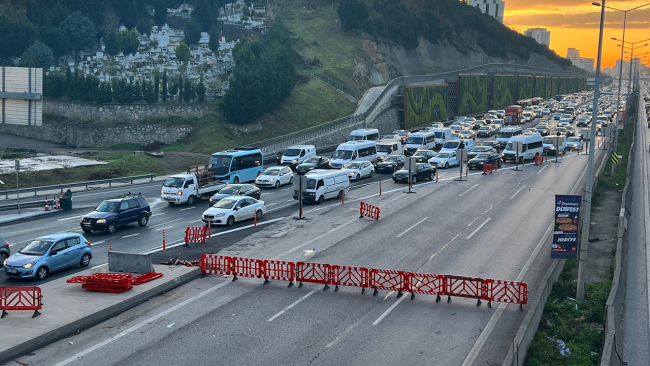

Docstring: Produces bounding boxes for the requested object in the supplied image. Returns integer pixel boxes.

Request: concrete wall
[368,107,400,134]
[43,100,214,124]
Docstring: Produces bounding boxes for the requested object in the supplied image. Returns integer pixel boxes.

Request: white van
[293,170,350,204]
[281,145,316,166]
[503,133,544,162]
[329,141,377,169]
[543,135,566,156]
[347,128,380,141]
[440,139,474,160]
[376,139,403,161]
[430,128,453,150]
[405,131,436,156]
[496,127,523,148]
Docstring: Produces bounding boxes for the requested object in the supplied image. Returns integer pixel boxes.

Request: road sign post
[404,156,417,193]
[456,142,467,181]
[294,176,307,220]
[513,141,523,171]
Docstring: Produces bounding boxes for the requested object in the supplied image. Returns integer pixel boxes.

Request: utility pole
[15,159,21,214]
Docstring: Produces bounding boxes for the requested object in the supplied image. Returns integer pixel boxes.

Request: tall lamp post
[576,1,607,301]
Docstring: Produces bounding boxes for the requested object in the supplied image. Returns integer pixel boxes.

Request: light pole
[576,1,606,301]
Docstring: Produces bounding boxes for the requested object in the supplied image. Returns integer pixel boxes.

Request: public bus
[209,147,264,184]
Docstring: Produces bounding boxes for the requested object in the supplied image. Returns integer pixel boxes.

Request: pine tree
[162,70,168,102]
[178,74,183,100]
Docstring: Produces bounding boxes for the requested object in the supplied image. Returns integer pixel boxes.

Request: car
[296,156,331,175]
[429,123,444,129]
[522,112,535,122]
[81,194,151,235]
[467,146,497,160]
[552,113,562,120]
[536,124,550,136]
[565,136,584,150]
[491,121,503,131]
[467,152,503,170]
[451,132,461,139]
[558,117,572,127]
[524,128,538,134]
[459,129,476,140]
[202,196,266,227]
[576,117,590,127]
[0,234,10,264]
[552,127,567,136]
[380,134,401,140]
[3,233,92,280]
[472,120,486,130]
[461,122,473,131]
[393,163,436,183]
[542,108,551,116]
[413,149,436,163]
[341,161,375,181]
[565,126,576,137]
[255,166,294,188]
[496,110,506,118]
[209,184,261,204]
[480,140,501,151]
[477,126,493,137]
[428,151,459,169]
[375,155,405,173]
[394,130,410,144]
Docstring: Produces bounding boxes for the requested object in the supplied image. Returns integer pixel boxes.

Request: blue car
[3,233,92,280]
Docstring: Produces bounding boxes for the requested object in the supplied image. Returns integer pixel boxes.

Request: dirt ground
[586,186,621,283]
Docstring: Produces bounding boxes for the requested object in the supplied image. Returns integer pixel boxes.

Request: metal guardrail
[0,199,54,212]
[0,174,157,199]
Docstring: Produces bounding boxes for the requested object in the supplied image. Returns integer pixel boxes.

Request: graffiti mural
[458,74,487,115]
[518,75,534,100]
[404,85,448,129]
[492,74,515,109]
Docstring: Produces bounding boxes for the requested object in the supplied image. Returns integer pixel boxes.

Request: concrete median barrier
[108,251,154,274]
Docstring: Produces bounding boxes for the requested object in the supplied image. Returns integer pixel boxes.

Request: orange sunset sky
[504,0,650,68]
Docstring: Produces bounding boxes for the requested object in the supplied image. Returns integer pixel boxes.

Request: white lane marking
[57,214,85,221]
[179,206,196,211]
[510,185,527,200]
[90,263,107,270]
[148,218,183,228]
[396,217,428,238]
[465,218,492,240]
[51,280,231,366]
[155,226,174,231]
[279,188,292,191]
[91,241,105,245]
[372,295,408,326]
[151,213,165,217]
[122,233,140,238]
[188,219,202,223]
[267,203,295,213]
[266,203,277,206]
[458,184,479,197]
[286,199,294,202]
[267,290,318,322]
[537,165,548,175]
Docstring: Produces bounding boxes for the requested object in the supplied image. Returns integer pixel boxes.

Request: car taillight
[85,241,92,247]
[5,241,9,247]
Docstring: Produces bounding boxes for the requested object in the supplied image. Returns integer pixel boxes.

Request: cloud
[506,0,650,12]
[506,7,650,29]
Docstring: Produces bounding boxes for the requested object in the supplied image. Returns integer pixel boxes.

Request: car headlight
[216,213,225,217]
[292,159,298,162]
[440,160,445,164]
[177,191,183,196]
[23,262,37,269]
[96,219,106,224]
[349,172,355,176]
[161,189,164,195]
[3,259,6,266]
[269,178,274,182]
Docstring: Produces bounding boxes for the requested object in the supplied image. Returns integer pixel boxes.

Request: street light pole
[612,13,626,164]
[577,1,606,301]
[628,44,635,95]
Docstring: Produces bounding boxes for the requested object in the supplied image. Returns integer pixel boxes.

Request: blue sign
[551,195,581,259]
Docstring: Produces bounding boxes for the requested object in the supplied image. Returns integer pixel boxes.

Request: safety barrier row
[200,255,528,308]
[184,226,208,247]
[0,286,43,318]
[359,202,380,220]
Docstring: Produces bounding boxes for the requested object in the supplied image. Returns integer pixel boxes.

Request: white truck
[161,165,226,205]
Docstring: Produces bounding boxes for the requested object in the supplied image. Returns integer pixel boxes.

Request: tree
[60,11,97,61]
[22,41,54,69]
[183,80,195,103]
[19,55,39,68]
[209,26,220,53]
[149,39,159,48]
[41,27,71,59]
[178,74,184,100]
[92,81,113,104]
[192,0,216,31]
[0,15,39,59]
[162,70,168,102]
[169,81,178,101]
[196,76,206,102]
[120,29,140,55]
[154,71,160,95]
[184,19,202,44]
[175,42,191,63]
[154,2,167,30]
[136,18,153,37]
[337,0,369,32]
[104,31,121,56]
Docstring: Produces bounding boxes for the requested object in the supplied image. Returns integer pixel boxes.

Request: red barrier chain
[262,260,295,287]
[296,262,332,290]
[200,254,232,275]
[369,268,407,297]
[406,272,446,301]
[332,265,369,293]
[359,202,380,220]
[485,279,528,309]
[0,287,43,318]
[184,226,208,247]
[231,257,263,281]
[445,275,486,306]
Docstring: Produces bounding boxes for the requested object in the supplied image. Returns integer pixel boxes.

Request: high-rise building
[524,28,551,47]
[567,48,581,64]
[566,48,595,72]
[468,0,505,23]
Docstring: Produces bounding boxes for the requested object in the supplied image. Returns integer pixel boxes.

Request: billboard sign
[551,195,581,259]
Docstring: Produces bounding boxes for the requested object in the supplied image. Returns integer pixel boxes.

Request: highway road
[0,97,614,366]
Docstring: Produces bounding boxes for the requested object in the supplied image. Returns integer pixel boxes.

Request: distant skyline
[504,0,650,68]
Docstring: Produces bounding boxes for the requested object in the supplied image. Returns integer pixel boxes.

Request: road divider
[199,254,529,308]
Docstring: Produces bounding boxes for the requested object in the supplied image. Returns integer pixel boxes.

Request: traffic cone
[44,195,50,211]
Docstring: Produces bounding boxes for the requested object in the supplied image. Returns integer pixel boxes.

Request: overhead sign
[551,195,581,259]
[587,78,595,86]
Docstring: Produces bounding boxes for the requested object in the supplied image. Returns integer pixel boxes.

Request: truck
[504,105,524,126]
[161,165,227,205]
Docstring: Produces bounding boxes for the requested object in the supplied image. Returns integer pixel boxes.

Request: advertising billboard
[551,195,582,259]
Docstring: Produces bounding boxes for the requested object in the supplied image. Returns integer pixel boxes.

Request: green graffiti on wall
[518,75,534,100]
[492,75,515,109]
[458,74,487,115]
[545,77,552,97]
[535,76,546,98]
[551,77,559,95]
[559,78,569,94]
[404,85,448,129]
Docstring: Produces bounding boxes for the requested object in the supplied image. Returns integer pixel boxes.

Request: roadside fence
[0,287,43,318]
[183,227,208,247]
[359,202,380,220]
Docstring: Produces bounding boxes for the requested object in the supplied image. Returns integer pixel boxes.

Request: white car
[202,196,266,227]
[542,108,550,116]
[428,151,459,169]
[565,136,584,151]
[496,110,506,118]
[255,166,294,188]
[341,161,374,181]
[558,117,572,127]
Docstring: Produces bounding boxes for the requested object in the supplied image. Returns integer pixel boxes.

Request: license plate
[5,268,16,273]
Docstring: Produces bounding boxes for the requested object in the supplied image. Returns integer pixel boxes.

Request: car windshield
[218,186,241,195]
[414,151,428,156]
[474,153,491,159]
[472,147,490,152]
[19,240,53,256]
[443,141,460,149]
[262,168,280,176]
[436,153,450,158]
[163,177,185,188]
[543,137,554,144]
[95,201,120,213]
[384,156,400,162]
[303,157,319,164]
[497,132,513,139]
[209,155,233,176]
[479,127,489,130]
[343,163,360,169]
[349,135,365,141]
[568,137,580,142]
[306,178,317,189]
[406,137,424,144]
[214,198,237,209]
[377,145,391,152]
[332,150,353,160]
[283,148,301,157]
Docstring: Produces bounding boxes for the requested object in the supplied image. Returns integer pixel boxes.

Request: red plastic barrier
[485,279,528,308]
[369,268,406,297]
[200,254,232,275]
[406,272,446,300]
[262,259,295,286]
[66,276,90,283]
[534,155,544,166]
[445,275,485,305]
[296,262,332,289]
[332,265,369,292]
[184,226,208,246]
[0,287,43,318]
[359,202,380,220]
[482,164,494,175]
[132,272,164,285]
[231,257,263,281]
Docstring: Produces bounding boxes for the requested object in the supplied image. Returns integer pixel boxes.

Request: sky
[504,0,650,68]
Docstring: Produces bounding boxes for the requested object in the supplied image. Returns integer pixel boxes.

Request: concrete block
[108,251,154,273]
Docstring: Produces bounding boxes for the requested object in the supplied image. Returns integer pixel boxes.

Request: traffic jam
[3,90,622,282]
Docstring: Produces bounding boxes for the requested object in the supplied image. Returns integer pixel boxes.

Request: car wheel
[36,266,48,280]
[233,177,239,184]
[106,222,117,235]
[187,195,196,205]
[0,251,7,264]
[445,162,449,169]
[318,195,325,204]
[290,176,294,185]
[275,180,280,188]
[355,174,360,181]
[412,176,417,184]
[337,190,344,199]
[256,209,263,220]
[226,216,235,227]
[429,172,434,181]
[369,170,374,178]
[138,215,149,227]
[80,253,91,267]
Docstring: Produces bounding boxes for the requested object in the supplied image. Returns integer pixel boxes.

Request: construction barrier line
[332,265,369,293]
[359,202,380,220]
[0,286,43,318]
[406,272,446,301]
[369,268,407,297]
[184,226,208,247]
[296,262,332,290]
[200,254,232,275]
[445,275,485,306]
[231,257,263,281]
[263,260,295,287]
